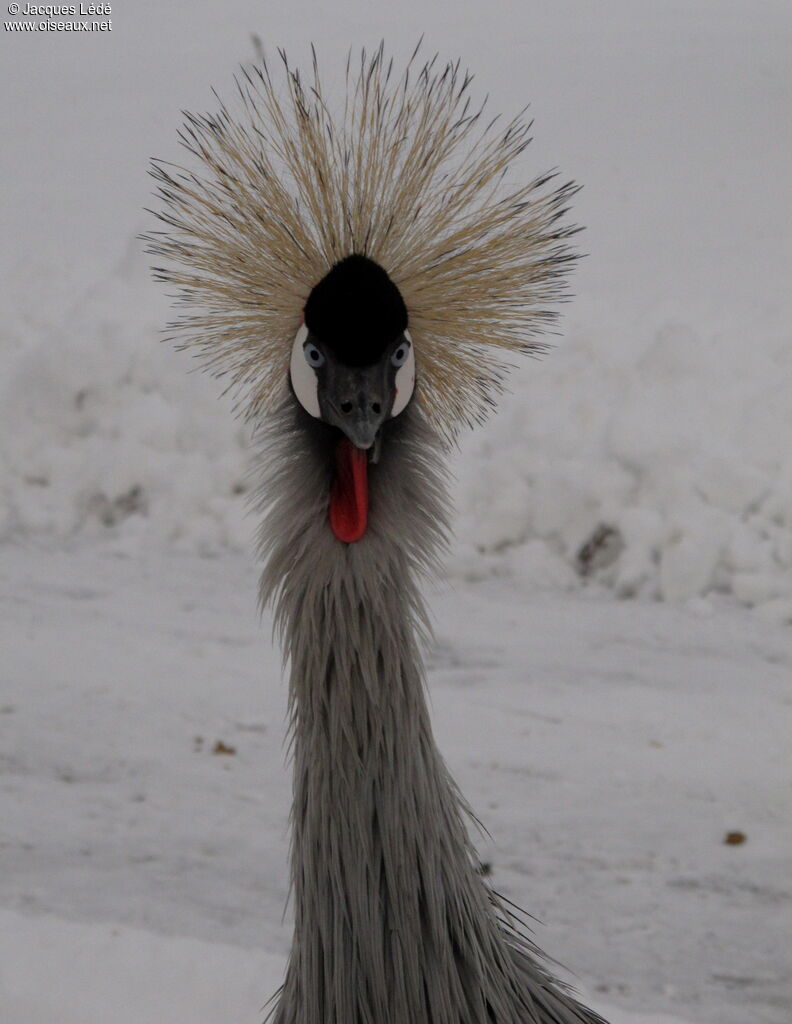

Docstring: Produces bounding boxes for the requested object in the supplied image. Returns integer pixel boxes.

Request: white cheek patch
[391,329,415,417]
[289,324,321,418]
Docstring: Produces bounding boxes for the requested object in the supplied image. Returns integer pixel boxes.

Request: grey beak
[319,362,392,450]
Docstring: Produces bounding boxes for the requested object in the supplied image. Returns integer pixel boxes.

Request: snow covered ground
[1,1,791,1021]
[2,542,791,1024]
[10,540,788,1021]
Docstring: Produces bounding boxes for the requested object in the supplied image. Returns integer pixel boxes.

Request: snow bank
[0,247,249,554]
[2,239,790,616]
[451,312,792,619]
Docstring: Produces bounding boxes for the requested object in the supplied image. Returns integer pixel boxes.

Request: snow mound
[0,247,249,555]
[452,314,792,618]
[2,245,791,616]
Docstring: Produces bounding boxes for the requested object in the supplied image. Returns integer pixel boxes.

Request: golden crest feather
[144,42,581,444]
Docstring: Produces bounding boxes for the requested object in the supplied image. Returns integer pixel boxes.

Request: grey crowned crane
[145,43,606,1024]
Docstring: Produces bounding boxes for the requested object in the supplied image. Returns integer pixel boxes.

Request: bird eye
[303,342,325,368]
[390,329,415,417]
[290,325,321,418]
[391,339,411,367]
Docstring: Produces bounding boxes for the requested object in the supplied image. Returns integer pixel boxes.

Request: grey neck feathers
[256,400,606,1024]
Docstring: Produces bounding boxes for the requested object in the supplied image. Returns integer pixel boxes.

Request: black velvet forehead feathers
[304,254,408,367]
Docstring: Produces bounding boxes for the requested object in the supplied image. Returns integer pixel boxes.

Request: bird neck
[256,399,450,677]
[256,400,603,1024]
[257,401,489,1016]
[256,397,453,802]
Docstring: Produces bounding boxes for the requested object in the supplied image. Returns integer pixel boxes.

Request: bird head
[289,255,416,452]
[144,47,581,543]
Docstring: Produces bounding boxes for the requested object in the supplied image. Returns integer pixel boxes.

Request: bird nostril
[371,402,381,415]
[340,401,353,414]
